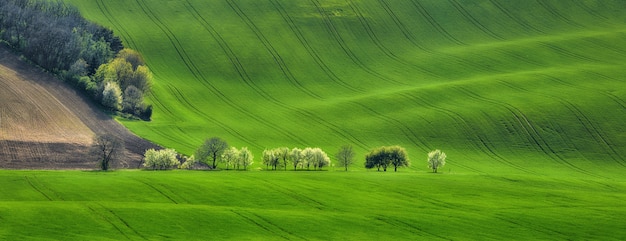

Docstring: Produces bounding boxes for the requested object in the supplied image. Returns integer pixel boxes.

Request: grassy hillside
[2,170,626,240]
[63,0,626,173]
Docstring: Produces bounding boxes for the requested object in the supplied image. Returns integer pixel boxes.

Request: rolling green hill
[2,170,626,240]
[63,0,626,174]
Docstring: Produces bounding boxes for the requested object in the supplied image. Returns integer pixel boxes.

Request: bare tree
[195,137,228,169]
[335,145,355,171]
[90,134,125,171]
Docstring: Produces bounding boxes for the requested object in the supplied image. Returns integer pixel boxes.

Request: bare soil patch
[0,44,158,169]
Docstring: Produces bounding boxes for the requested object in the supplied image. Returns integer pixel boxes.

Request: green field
[15,0,624,239]
[2,170,626,240]
[61,0,626,174]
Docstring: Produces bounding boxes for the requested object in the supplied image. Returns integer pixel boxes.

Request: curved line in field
[85,205,131,239]
[189,1,366,148]
[400,92,535,174]
[376,0,432,52]
[165,85,262,149]
[376,0,503,75]
[183,0,289,102]
[454,85,605,177]
[308,0,405,85]
[349,100,432,153]
[488,0,546,34]
[99,204,148,240]
[535,0,584,28]
[573,1,608,20]
[268,0,365,93]
[186,0,368,149]
[134,0,307,146]
[448,0,504,40]
[25,176,52,201]
[230,210,291,240]
[225,0,323,100]
[409,0,465,46]
[344,0,443,79]
[538,75,626,165]
[95,0,138,49]
[539,41,601,63]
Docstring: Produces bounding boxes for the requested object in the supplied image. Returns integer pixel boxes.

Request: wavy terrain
[0,45,157,169]
[65,0,626,174]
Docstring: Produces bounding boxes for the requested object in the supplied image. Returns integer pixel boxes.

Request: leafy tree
[195,137,228,169]
[143,149,179,170]
[238,147,254,170]
[122,85,144,116]
[388,146,410,172]
[290,148,303,171]
[335,145,355,171]
[427,149,446,173]
[365,147,389,171]
[102,82,122,111]
[221,147,240,170]
[365,146,409,172]
[117,48,145,70]
[90,134,124,171]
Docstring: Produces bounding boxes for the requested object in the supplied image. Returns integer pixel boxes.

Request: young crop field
[1,170,626,240]
[12,0,621,239]
[62,0,626,174]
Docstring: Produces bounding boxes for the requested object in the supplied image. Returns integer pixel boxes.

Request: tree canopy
[365,146,410,172]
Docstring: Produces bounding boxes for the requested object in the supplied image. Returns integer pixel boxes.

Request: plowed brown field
[0,44,158,169]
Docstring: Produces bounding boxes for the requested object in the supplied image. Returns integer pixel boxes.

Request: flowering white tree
[143,149,179,170]
[262,149,280,170]
[290,148,303,170]
[221,147,240,170]
[427,149,446,173]
[238,147,254,170]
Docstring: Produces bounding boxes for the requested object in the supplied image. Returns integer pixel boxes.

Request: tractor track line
[231,210,291,240]
[409,0,465,46]
[166,85,262,149]
[376,0,432,52]
[345,0,442,79]
[448,0,504,41]
[269,0,364,93]
[225,0,323,100]
[489,0,546,34]
[137,0,307,146]
[189,0,367,149]
[350,101,431,153]
[184,0,277,101]
[95,0,138,50]
[455,86,603,177]
[309,0,404,85]
[401,92,535,174]
[540,75,626,164]
[536,0,584,28]
[24,176,52,201]
[399,92,487,173]
[85,205,131,240]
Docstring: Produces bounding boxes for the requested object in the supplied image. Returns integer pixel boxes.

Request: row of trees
[89,134,446,172]
[0,0,152,119]
[262,147,331,171]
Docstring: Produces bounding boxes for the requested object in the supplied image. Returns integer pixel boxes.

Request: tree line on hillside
[92,135,447,173]
[0,0,152,119]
